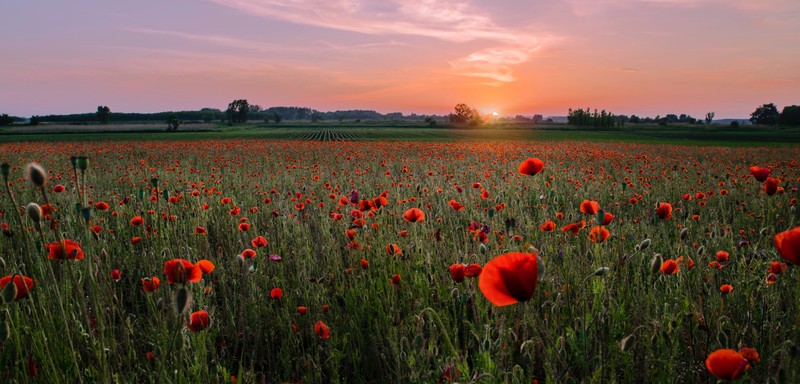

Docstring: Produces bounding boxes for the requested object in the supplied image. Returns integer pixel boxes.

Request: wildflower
[705,349,749,380]
[0,275,35,301]
[518,158,544,176]
[186,310,210,332]
[478,252,539,306]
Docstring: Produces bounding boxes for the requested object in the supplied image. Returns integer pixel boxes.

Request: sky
[1,0,798,118]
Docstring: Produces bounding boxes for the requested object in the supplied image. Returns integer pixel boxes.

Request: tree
[750,103,780,125]
[29,116,41,126]
[778,105,800,126]
[166,113,181,131]
[272,112,282,123]
[0,114,14,126]
[96,106,111,124]
[226,99,250,124]
[449,103,475,124]
[310,111,323,122]
[705,112,714,125]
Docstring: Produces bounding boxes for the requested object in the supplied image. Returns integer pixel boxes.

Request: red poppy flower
[238,223,251,231]
[130,216,144,226]
[764,177,779,196]
[588,226,610,243]
[403,208,425,223]
[0,275,35,301]
[774,226,800,265]
[448,200,464,211]
[720,284,733,294]
[749,166,770,182]
[110,269,121,282]
[768,261,787,274]
[390,274,401,285]
[561,221,586,236]
[360,259,369,269]
[251,236,268,248]
[94,201,110,211]
[385,243,402,255]
[705,349,749,380]
[518,158,544,176]
[46,239,85,260]
[738,347,760,364]
[163,259,213,284]
[297,306,307,315]
[195,226,207,235]
[53,184,65,193]
[464,263,482,277]
[314,320,330,339]
[601,212,614,225]
[449,264,465,283]
[270,287,283,300]
[186,310,210,332]
[478,252,539,306]
[540,220,556,232]
[716,251,729,263]
[656,202,672,220]
[141,277,160,293]
[660,259,678,275]
[579,200,599,215]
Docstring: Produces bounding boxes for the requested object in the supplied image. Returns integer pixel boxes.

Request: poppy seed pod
[76,156,88,171]
[26,163,47,187]
[0,163,10,179]
[26,203,42,223]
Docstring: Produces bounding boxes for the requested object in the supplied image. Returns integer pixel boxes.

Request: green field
[2,122,800,146]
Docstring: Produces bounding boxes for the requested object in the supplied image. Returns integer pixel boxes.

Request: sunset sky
[1,0,798,118]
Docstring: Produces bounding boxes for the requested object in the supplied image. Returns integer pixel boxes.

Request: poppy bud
[150,177,159,188]
[680,228,689,240]
[620,334,636,352]
[650,254,664,274]
[592,267,610,277]
[450,288,459,300]
[759,227,769,237]
[173,287,192,314]
[76,156,89,171]
[696,246,705,256]
[639,239,651,250]
[479,243,487,254]
[26,163,47,187]
[0,163,9,179]
[26,203,42,223]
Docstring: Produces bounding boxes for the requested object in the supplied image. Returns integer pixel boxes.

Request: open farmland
[0,139,799,383]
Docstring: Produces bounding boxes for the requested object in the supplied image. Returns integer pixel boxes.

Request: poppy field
[0,139,799,383]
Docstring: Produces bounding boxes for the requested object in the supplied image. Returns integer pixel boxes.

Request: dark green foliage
[96,106,111,124]
[567,108,618,128]
[779,105,800,126]
[750,103,780,125]
[166,113,181,131]
[226,99,250,124]
[0,114,14,126]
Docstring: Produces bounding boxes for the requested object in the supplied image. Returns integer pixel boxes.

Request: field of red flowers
[0,139,798,383]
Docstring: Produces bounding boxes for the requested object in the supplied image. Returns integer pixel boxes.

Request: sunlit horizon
[1,0,798,119]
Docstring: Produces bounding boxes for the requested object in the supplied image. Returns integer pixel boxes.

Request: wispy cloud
[562,0,799,16]
[208,0,550,82]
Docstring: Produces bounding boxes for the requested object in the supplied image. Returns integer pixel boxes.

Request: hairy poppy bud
[620,334,636,352]
[650,254,664,274]
[173,287,192,314]
[0,163,9,179]
[26,163,47,187]
[639,239,651,250]
[76,156,89,171]
[26,203,42,223]
[680,228,689,240]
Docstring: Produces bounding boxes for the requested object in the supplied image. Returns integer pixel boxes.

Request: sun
[492,112,499,116]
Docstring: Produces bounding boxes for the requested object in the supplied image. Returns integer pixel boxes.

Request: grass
[0,138,798,383]
[2,121,800,146]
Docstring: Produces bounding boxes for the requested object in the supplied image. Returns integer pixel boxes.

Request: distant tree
[249,104,262,114]
[226,99,250,124]
[705,112,715,125]
[271,112,282,123]
[778,105,800,126]
[750,103,780,125]
[166,112,181,131]
[424,117,436,127]
[310,111,323,122]
[468,107,483,126]
[449,103,475,124]
[730,121,740,128]
[0,114,14,126]
[96,106,111,124]
[29,116,41,126]
[629,115,640,124]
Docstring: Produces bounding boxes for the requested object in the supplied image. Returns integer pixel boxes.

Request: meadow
[0,136,798,383]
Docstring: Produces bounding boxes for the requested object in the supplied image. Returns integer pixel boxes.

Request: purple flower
[269,254,282,263]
